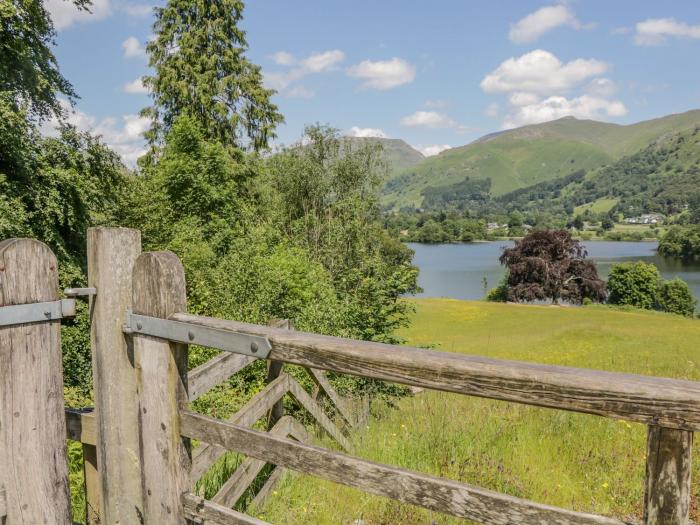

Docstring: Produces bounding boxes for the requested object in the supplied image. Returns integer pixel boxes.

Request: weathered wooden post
[87,227,143,523]
[0,239,71,523]
[266,318,291,428]
[131,251,191,522]
[643,425,693,525]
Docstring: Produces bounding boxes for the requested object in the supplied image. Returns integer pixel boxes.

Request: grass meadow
[259,299,700,524]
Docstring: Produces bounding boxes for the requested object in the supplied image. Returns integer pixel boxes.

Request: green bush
[607,262,697,317]
[656,278,697,317]
[658,226,700,259]
[607,262,660,310]
[485,276,508,302]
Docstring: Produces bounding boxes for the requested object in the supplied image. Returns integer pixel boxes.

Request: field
[259,299,700,524]
[574,197,619,215]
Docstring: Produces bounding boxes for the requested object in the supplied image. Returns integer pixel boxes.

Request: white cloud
[425,99,449,108]
[300,50,345,73]
[123,77,149,94]
[46,0,111,30]
[414,144,451,157]
[271,51,296,66]
[347,126,389,138]
[400,111,457,129]
[122,36,145,58]
[586,78,617,97]
[485,103,500,117]
[634,18,700,46]
[264,50,344,97]
[42,101,149,166]
[481,50,608,95]
[508,92,540,107]
[347,58,416,90]
[509,5,581,44]
[502,95,628,129]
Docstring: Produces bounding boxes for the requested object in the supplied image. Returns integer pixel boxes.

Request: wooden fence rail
[171,312,700,431]
[1,227,697,525]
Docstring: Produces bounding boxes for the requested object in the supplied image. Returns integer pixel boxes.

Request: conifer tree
[142,0,283,150]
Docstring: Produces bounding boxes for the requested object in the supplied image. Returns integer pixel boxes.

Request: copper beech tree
[499,229,606,304]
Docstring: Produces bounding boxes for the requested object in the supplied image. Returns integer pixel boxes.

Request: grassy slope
[343,137,425,178]
[574,197,619,215]
[260,299,700,524]
[381,109,700,210]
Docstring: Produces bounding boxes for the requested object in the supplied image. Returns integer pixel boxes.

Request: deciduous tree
[499,229,606,304]
[0,0,89,119]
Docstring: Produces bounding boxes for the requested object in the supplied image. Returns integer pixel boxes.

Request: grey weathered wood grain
[87,227,143,523]
[132,251,191,523]
[268,319,354,428]
[182,493,271,524]
[212,415,309,508]
[0,238,72,524]
[191,374,291,481]
[189,352,256,401]
[0,486,6,518]
[248,467,284,511]
[286,376,351,450]
[172,313,700,431]
[82,443,101,524]
[246,417,310,511]
[643,426,693,525]
[65,408,96,445]
[181,410,624,525]
[212,417,292,507]
[266,319,291,428]
[305,367,355,427]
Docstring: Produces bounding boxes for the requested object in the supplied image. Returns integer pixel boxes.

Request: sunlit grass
[260,299,700,524]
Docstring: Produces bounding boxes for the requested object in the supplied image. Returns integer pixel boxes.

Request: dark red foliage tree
[499,229,606,304]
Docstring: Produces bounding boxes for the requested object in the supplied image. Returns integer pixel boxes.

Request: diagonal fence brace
[123,310,272,359]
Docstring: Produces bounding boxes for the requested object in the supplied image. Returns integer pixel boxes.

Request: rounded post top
[0,238,58,304]
[132,251,187,318]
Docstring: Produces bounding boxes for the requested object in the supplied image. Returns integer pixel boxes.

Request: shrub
[485,276,508,302]
[656,278,697,317]
[607,262,660,310]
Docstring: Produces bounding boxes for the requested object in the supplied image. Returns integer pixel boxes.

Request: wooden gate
[1,227,697,524]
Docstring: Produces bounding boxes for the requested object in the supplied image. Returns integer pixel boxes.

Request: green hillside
[563,126,700,217]
[342,136,424,177]
[381,109,700,210]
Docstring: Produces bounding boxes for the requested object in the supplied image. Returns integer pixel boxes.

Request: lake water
[408,241,700,307]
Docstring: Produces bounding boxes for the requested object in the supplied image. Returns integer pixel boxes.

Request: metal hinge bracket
[123,311,271,359]
[0,298,76,328]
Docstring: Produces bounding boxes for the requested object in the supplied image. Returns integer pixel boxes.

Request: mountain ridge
[380,108,700,210]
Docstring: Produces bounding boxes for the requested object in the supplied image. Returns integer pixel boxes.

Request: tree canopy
[0,0,90,119]
[142,0,283,150]
[499,229,606,304]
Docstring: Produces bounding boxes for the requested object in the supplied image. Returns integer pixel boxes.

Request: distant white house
[487,222,506,231]
[623,213,664,225]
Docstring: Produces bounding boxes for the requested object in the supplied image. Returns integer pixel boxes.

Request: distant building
[623,213,664,225]
[487,222,506,231]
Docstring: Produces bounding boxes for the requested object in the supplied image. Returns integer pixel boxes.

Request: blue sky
[47,0,700,164]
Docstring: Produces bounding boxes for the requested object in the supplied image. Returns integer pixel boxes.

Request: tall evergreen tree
[142,0,283,150]
[0,0,89,119]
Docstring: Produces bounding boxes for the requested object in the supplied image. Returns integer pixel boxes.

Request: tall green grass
[259,299,700,524]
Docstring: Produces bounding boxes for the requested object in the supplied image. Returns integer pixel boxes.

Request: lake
[408,241,700,307]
